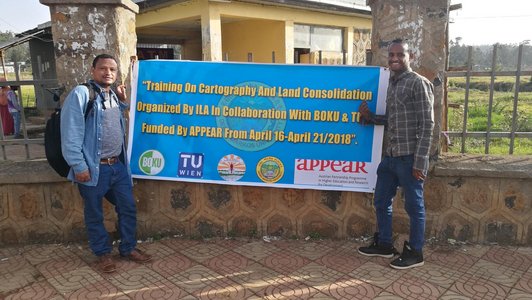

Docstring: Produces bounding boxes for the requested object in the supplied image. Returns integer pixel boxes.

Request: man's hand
[115,84,127,102]
[412,169,426,181]
[75,170,91,182]
[359,101,373,124]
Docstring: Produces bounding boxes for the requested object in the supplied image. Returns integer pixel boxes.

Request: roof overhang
[235,0,371,16]
[0,30,45,52]
[0,21,53,53]
[135,0,371,16]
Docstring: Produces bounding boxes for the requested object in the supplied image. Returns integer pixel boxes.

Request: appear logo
[138,150,165,175]
[178,153,204,178]
[295,159,368,173]
[256,156,284,183]
[217,154,246,181]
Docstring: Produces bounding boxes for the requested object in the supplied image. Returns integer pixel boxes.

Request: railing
[0,60,57,161]
[445,43,532,155]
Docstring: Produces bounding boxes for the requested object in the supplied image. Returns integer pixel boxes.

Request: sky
[0,0,530,46]
[448,0,531,45]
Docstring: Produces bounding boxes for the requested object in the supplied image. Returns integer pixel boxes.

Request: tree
[0,30,30,64]
[449,43,532,72]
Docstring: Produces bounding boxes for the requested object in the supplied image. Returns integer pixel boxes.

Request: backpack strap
[80,82,99,119]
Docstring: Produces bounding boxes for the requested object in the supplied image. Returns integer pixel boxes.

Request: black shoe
[358,233,398,258]
[390,241,424,270]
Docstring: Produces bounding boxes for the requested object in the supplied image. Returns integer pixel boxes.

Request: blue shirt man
[61,54,151,273]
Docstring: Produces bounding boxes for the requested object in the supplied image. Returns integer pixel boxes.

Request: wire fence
[444,44,532,155]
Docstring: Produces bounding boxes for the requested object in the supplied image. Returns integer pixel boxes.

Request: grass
[447,76,532,155]
[19,86,37,108]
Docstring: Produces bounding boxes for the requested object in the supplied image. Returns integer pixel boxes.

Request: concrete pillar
[200,1,222,61]
[39,0,139,98]
[344,26,354,65]
[284,21,294,64]
[367,0,450,158]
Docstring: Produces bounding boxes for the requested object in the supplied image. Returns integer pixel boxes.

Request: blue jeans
[78,161,137,256]
[374,155,425,251]
[10,111,20,136]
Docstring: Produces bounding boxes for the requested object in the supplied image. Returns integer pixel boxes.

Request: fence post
[509,44,524,154]
[13,62,30,158]
[460,46,473,153]
[485,44,498,154]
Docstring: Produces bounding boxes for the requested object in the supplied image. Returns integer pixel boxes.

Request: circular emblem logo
[256,156,284,183]
[217,154,246,181]
[138,150,165,175]
[216,81,286,152]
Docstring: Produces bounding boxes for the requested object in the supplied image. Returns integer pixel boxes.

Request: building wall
[29,36,57,113]
[0,156,530,245]
[182,38,203,61]
[222,20,285,63]
[136,0,371,63]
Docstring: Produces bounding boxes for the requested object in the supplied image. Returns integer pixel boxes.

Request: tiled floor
[1,237,532,299]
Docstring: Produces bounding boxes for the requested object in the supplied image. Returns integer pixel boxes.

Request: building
[2,0,372,113]
[134,0,372,65]
[0,21,57,112]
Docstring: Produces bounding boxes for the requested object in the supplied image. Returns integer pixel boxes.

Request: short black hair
[389,38,410,51]
[92,54,117,68]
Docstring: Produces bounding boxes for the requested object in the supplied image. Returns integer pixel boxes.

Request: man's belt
[100,157,118,165]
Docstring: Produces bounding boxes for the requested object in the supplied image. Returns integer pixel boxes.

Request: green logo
[139,150,165,175]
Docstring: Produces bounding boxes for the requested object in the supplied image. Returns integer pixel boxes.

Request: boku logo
[178,153,204,178]
[138,150,165,175]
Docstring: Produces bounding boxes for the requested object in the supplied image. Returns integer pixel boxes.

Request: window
[294,24,343,52]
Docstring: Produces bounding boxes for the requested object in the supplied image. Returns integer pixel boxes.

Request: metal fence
[0,60,56,161]
[445,44,532,155]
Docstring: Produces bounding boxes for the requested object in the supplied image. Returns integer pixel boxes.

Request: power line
[0,16,21,33]
[453,15,532,20]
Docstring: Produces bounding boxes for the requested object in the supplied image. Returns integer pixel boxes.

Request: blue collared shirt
[60,80,130,186]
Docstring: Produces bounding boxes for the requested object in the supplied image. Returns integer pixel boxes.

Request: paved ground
[1,237,532,299]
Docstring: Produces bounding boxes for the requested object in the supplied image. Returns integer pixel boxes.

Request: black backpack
[45,83,97,177]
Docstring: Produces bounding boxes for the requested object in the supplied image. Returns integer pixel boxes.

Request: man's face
[388,43,410,73]
[91,58,118,88]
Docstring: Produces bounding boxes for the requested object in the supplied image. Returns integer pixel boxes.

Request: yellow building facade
[135,0,371,65]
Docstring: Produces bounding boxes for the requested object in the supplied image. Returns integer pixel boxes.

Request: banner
[128,60,388,192]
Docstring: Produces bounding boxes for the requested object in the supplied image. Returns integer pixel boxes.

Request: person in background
[357,39,434,270]
[61,53,151,273]
[5,85,23,138]
[0,78,14,136]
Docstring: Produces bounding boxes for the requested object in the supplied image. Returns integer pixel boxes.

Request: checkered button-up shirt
[374,69,434,173]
